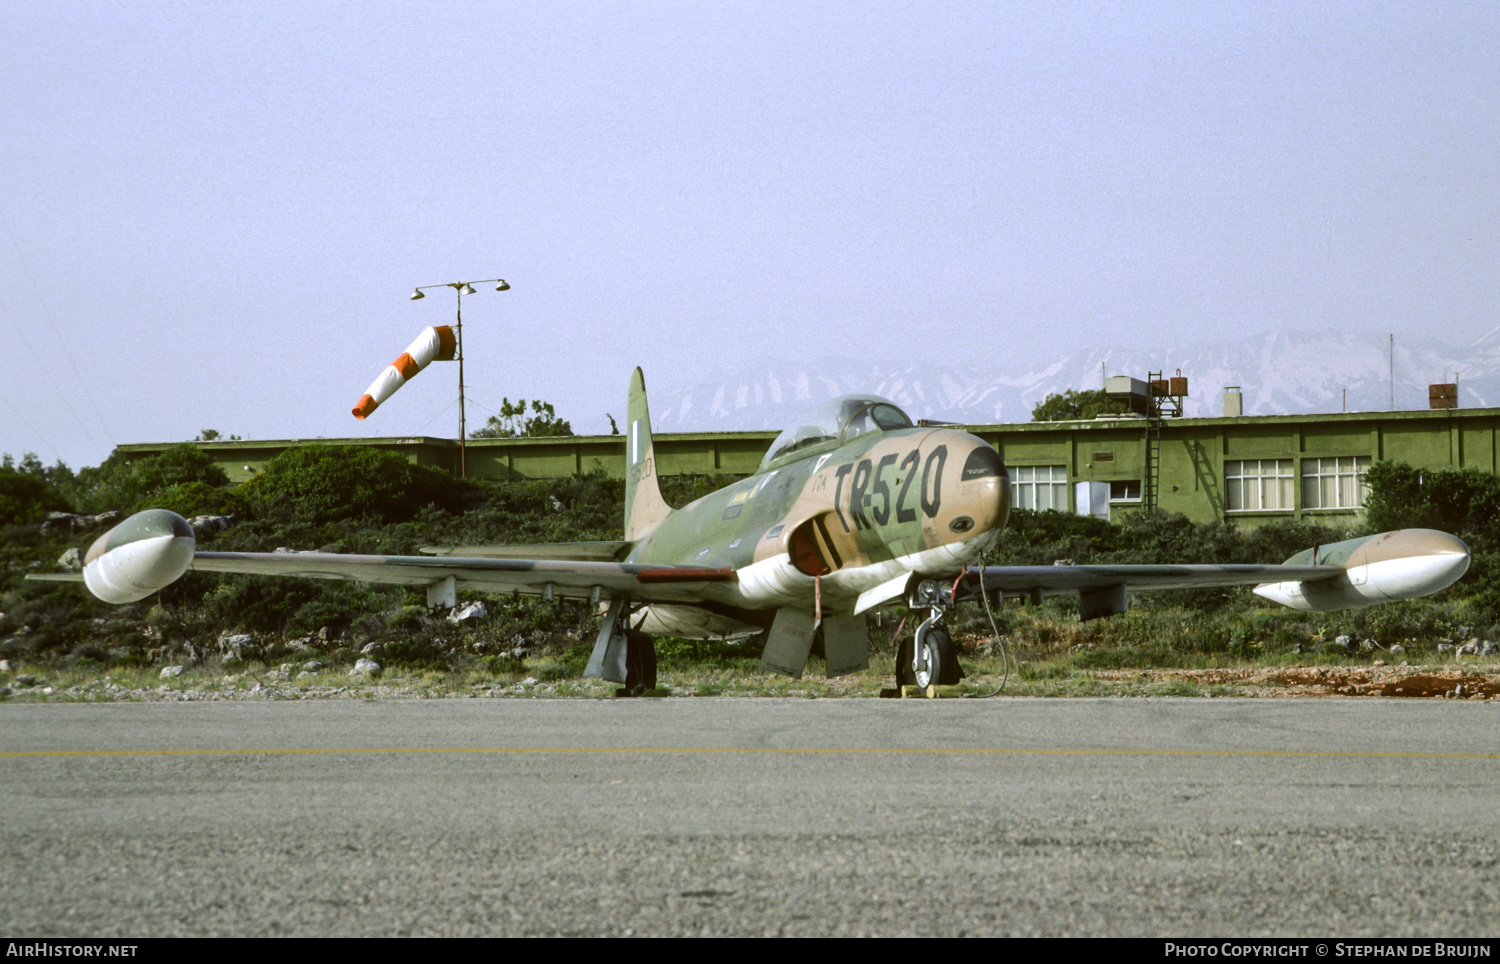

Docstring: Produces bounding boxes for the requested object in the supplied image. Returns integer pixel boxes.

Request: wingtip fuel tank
[1253,528,1470,612]
[81,509,197,604]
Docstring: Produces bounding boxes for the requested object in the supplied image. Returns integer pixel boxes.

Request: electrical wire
[3,215,112,448]
[963,550,1012,697]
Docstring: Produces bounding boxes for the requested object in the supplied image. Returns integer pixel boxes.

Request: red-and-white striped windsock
[351,326,457,419]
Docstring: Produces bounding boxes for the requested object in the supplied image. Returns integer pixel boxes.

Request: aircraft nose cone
[948,434,1011,539]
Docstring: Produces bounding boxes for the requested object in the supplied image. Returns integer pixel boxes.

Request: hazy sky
[3,1,1495,470]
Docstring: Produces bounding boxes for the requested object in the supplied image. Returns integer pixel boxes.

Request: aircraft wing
[30,508,736,607]
[189,550,736,605]
[24,572,85,584]
[953,527,1470,619]
[950,563,1341,619]
[418,541,632,561]
[31,508,1471,622]
[962,562,1338,595]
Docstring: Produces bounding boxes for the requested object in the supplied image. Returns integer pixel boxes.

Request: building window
[1302,456,1371,509]
[1225,459,1294,511]
[1012,465,1068,511]
[1109,480,1141,503]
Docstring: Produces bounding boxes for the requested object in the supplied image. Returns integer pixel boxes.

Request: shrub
[241,445,475,525]
[0,466,71,526]
[380,634,451,673]
[997,509,1122,565]
[73,445,229,513]
[1362,462,1500,536]
[476,654,526,676]
[1362,461,1500,611]
[1242,517,1352,562]
[188,574,402,636]
[150,481,248,519]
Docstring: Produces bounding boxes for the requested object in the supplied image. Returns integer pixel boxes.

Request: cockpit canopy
[759,395,915,469]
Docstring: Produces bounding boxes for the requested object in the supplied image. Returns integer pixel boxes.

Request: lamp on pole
[409,278,511,477]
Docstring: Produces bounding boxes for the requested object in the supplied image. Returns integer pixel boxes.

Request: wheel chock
[892,684,965,699]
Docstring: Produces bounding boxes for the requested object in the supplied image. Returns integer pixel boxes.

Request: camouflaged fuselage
[627,424,1010,636]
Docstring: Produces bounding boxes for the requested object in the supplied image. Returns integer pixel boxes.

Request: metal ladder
[1145,371,1164,512]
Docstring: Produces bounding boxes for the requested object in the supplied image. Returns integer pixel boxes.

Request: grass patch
[4,584,1497,701]
[531,658,570,682]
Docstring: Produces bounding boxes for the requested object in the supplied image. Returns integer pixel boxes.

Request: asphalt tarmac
[3,697,1498,937]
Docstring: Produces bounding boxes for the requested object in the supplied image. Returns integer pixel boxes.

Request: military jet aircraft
[44,368,1472,694]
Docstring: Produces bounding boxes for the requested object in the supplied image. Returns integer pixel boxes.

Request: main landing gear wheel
[621,631,657,697]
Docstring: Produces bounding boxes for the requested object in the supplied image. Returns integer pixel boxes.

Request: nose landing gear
[894,578,966,691]
[912,613,957,688]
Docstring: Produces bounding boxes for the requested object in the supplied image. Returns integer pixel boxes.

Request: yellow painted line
[1,747,1498,760]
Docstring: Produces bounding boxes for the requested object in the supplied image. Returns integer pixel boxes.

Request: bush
[0,583,101,661]
[1242,517,1353,562]
[189,574,403,636]
[73,445,229,513]
[150,481,248,519]
[1362,461,1500,611]
[0,466,71,526]
[997,509,1123,565]
[390,472,626,547]
[380,634,452,673]
[476,653,526,676]
[241,445,475,525]
[1362,462,1500,536]
[994,509,1347,614]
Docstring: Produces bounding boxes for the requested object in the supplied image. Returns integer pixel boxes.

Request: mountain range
[648,329,1500,432]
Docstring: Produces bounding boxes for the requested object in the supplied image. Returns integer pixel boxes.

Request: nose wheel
[913,624,944,688]
[896,608,962,688]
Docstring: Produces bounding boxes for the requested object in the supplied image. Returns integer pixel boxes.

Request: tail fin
[624,367,674,540]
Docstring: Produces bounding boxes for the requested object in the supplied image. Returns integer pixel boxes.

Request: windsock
[352,326,457,419]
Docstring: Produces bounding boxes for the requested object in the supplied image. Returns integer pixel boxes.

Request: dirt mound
[1093,665,1500,699]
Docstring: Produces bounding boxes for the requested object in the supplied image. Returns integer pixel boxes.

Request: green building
[971,407,1497,526]
[117,406,1500,527]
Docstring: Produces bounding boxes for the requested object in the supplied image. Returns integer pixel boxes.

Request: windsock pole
[457,290,467,478]
[404,278,511,478]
